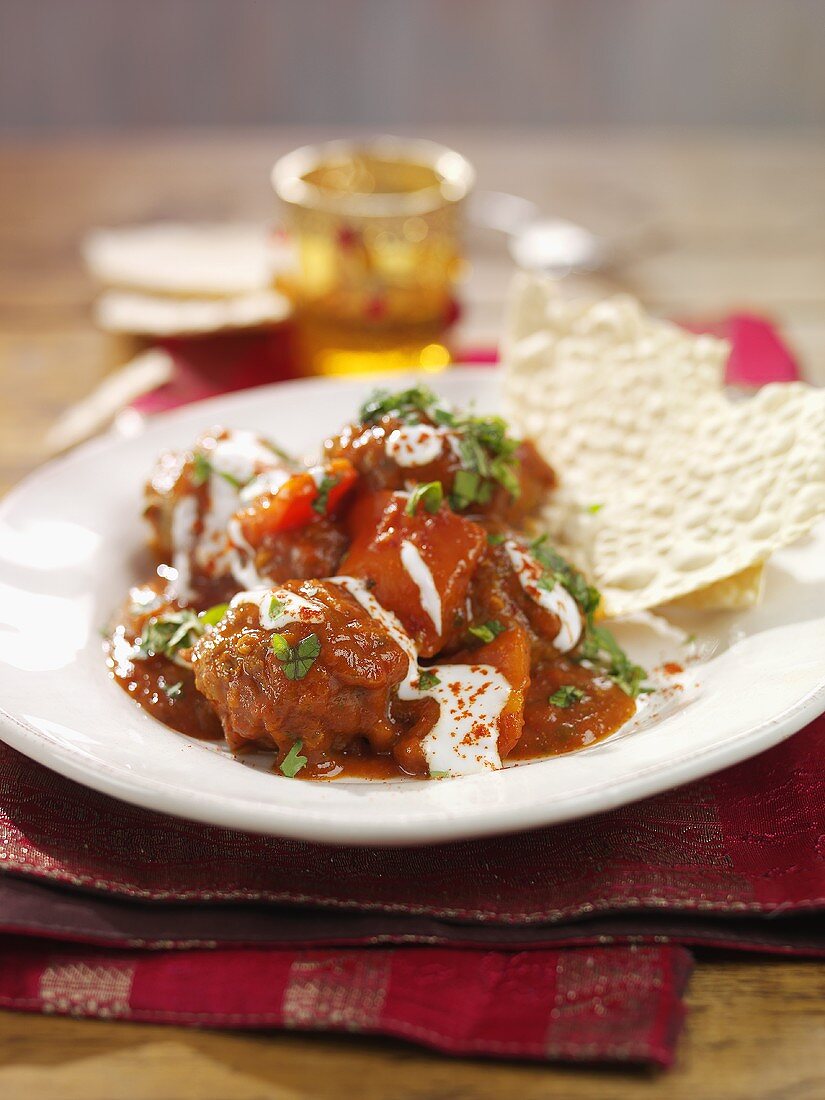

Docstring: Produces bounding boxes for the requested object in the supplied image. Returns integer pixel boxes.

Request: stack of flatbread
[83,223,292,337]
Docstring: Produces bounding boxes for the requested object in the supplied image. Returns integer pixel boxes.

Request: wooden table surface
[0,129,823,1099]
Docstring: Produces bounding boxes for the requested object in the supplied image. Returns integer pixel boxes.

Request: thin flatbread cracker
[669,563,765,611]
[503,275,825,616]
[94,289,291,336]
[83,223,293,297]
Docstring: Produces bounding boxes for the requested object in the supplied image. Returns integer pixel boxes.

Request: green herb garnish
[191,453,245,491]
[525,536,649,697]
[451,415,520,509]
[359,385,441,425]
[312,472,339,516]
[530,536,601,619]
[580,623,650,699]
[548,685,586,708]
[218,469,245,490]
[271,632,321,680]
[430,770,450,779]
[451,469,482,511]
[280,739,308,778]
[163,681,183,700]
[416,669,441,691]
[586,503,604,515]
[486,532,506,546]
[192,452,211,486]
[137,610,203,661]
[268,595,285,619]
[406,481,444,517]
[468,620,506,644]
[199,602,229,627]
[357,387,522,508]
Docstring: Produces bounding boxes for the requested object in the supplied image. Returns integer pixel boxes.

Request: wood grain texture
[0,129,824,1096]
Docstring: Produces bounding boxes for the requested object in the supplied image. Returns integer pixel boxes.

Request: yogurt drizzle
[385,424,444,467]
[231,587,325,631]
[331,576,509,776]
[399,540,442,635]
[504,540,582,652]
[169,430,288,599]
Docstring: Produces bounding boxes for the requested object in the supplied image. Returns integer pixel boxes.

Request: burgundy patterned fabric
[0,941,691,1065]
[0,316,820,1067]
[0,721,822,1065]
[1,721,822,916]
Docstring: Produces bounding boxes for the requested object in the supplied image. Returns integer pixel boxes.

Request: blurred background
[2,0,824,131]
[1,0,824,484]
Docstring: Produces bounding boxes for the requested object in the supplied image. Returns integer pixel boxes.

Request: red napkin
[0,315,820,1068]
[132,313,802,415]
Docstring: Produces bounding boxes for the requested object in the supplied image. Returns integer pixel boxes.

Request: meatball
[143,428,349,605]
[323,414,555,525]
[192,580,409,763]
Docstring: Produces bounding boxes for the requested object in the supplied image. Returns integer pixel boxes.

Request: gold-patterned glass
[272,137,475,376]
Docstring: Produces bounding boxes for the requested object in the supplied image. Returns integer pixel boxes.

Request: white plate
[1,368,823,845]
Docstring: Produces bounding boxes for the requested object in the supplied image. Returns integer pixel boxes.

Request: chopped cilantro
[451,469,481,511]
[468,619,506,644]
[359,385,441,425]
[450,416,521,509]
[199,602,228,627]
[271,632,321,680]
[268,595,285,619]
[580,623,650,698]
[406,481,444,517]
[192,452,211,486]
[430,770,450,779]
[137,610,203,662]
[280,739,308,778]
[529,536,601,619]
[218,469,245,491]
[586,503,604,515]
[312,472,340,516]
[416,669,441,691]
[523,536,649,698]
[191,453,245,491]
[549,685,586,708]
[486,532,506,547]
[163,681,183,700]
[357,387,522,508]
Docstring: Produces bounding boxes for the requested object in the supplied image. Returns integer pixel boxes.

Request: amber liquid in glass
[277,152,467,376]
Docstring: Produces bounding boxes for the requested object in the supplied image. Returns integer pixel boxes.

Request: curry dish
[107,386,647,779]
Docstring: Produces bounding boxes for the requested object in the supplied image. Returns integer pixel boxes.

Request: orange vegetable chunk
[340,491,487,658]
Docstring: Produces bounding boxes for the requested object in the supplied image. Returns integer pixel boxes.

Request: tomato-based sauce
[107,386,649,782]
[512,658,636,759]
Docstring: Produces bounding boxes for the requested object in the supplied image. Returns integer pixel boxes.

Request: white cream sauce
[170,495,198,600]
[210,431,280,485]
[240,467,292,503]
[385,424,445,467]
[169,430,289,598]
[307,464,328,488]
[504,540,582,652]
[330,575,509,776]
[231,587,326,631]
[399,540,442,635]
[225,517,269,591]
